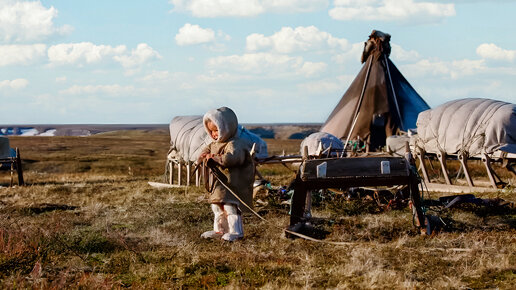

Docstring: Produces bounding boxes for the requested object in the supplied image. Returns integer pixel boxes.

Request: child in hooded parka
[198,107,255,241]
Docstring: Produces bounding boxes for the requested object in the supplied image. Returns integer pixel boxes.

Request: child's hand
[206,153,218,159]
[198,153,220,163]
[198,152,209,163]
[206,153,222,164]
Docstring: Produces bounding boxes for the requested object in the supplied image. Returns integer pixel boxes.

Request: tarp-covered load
[300,132,344,157]
[321,30,430,150]
[413,98,516,157]
[169,115,268,162]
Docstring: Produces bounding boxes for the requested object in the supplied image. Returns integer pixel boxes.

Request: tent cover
[169,115,268,162]
[321,30,430,150]
[413,98,516,157]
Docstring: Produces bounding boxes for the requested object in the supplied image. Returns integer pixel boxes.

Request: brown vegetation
[0,131,515,288]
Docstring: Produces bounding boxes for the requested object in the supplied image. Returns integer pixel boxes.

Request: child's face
[207,120,219,140]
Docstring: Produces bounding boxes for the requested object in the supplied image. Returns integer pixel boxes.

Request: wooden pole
[458,153,474,187]
[178,161,182,186]
[168,160,174,185]
[437,151,451,185]
[416,147,430,184]
[15,148,24,186]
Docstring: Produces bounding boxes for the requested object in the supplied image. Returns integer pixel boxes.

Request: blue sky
[0,0,515,124]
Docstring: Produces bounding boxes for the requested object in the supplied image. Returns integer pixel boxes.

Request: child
[198,107,255,241]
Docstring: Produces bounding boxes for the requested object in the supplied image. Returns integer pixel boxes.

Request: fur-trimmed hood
[203,107,239,143]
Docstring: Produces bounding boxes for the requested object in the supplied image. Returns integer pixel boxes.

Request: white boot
[201,204,228,239]
[222,204,244,241]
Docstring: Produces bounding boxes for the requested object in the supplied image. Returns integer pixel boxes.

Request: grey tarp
[413,98,516,157]
[169,115,268,162]
[300,132,344,156]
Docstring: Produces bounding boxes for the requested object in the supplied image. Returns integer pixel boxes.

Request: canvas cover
[320,30,429,149]
[300,132,344,156]
[169,115,268,162]
[413,98,516,157]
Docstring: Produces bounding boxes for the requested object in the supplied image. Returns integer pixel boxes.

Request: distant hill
[0,123,322,139]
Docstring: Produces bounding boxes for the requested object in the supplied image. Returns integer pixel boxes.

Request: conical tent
[320,30,430,150]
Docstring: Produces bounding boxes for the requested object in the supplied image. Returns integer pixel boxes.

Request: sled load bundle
[412,98,516,188]
[165,115,268,186]
[413,98,516,157]
[299,132,344,157]
[168,115,268,162]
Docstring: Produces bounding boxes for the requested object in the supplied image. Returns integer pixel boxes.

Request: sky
[0,0,515,124]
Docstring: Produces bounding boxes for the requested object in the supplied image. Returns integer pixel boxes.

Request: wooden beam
[458,152,474,187]
[416,147,430,184]
[437,151,452,185]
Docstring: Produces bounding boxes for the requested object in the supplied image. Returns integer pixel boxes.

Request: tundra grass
[0,131,514,288]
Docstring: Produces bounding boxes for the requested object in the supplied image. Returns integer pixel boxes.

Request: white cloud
[476,43,516,62]
[169,0,328,17]
[0,0,72,43]
[113,43,161,68]
[141,70,172,82]
[246,26,348,53]
[332,42,364,64]
[299,61,327,77]
[329,0,455,23]
[55,76,67,82]
[0,78,29,89]
[47,42,160,68]
[59,84,137,96]
[401,58,487,79]
[297,79,342,94]
[390,44,420,62]
[0,44,46,66]
[207,52,326,77]
[208,53,300,73]
[175,23,215,46]
[48,42,126,66]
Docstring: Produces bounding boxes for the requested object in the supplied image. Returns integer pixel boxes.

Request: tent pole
[341,55,374,156]
[384,54,404,131]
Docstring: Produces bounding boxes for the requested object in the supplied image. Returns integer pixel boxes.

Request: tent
[320,30,430,150]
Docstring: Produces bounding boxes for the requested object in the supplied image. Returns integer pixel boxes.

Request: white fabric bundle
[300,132,344,156]
[168,115,268,162]
[413,98,516,157]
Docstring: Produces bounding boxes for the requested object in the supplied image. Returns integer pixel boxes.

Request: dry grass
[0,131,514,288]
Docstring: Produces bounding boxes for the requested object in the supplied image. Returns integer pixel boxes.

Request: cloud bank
[0,0,72,43]
[246,26,348,53]
[170,0,328,17]
[329,0,455,23]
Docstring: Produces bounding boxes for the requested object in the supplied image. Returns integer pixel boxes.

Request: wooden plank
[425,183,499,193]
[148,181,185,189]
[301,157,409,180]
